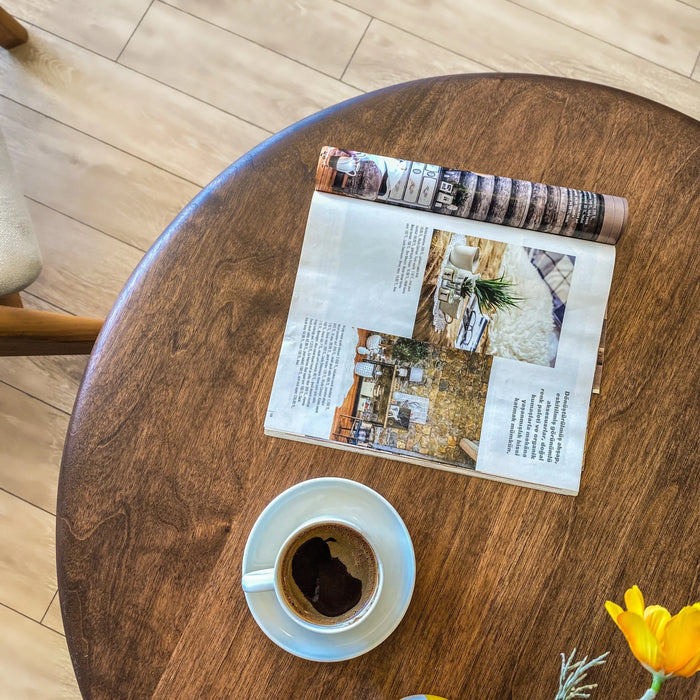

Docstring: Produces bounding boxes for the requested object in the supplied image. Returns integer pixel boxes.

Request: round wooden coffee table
[57,74,700,699]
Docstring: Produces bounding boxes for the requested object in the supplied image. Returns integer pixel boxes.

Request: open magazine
[265,147,628,495]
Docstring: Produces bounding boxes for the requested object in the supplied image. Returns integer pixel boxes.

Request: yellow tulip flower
[606,586,700,697]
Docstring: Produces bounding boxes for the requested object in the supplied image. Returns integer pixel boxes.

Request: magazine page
[315,146,628,245]
[266,190,614,495]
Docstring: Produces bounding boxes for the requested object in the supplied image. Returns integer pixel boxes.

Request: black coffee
[280,523,378,626]
[291,536,362,616]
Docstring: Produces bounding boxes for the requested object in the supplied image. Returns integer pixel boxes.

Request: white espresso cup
[241,516,383,634]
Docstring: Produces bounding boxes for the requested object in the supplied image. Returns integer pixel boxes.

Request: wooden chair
[0,118,102,355]
[0,297,103,355]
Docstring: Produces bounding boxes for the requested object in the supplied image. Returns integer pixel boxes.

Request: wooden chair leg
[0,292,24,308]
[0,7,28,50]
[0,306,103,355]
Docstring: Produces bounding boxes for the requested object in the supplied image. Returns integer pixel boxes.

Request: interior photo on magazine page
[267,148,627,495]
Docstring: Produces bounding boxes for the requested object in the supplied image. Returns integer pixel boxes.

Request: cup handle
[242,568,275,593]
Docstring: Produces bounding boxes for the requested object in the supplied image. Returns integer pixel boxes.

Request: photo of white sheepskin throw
[485,246,555,366]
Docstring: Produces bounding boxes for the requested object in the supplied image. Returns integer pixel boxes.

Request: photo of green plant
[413,230,575,367]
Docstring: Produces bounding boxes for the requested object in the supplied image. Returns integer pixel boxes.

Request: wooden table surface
[57,74,700,699]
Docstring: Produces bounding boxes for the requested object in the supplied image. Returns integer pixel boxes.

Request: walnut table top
[57,74,700,699]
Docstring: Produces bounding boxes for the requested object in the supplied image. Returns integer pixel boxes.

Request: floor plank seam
[0,486,59,518]
[0,381,72,420]
[2,18,274,149]
[505,0,700,79]
[107,57,277,140]
[39,590,59,625]
[23,197,150,255]
[23,290,82,318]
[0,11,119,61]
[692,48,700,78]
[0,601,65,637]
[340,16,373,83]
[335,3,496,75]
[40,620,65,636]
[157,0,362,83]
[0,95,206,190]
[116,0,156,63]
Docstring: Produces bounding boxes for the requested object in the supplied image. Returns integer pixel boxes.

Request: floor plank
[0,25,269,186]
[1,0,152,59]
[343,19,491,91]
[0,353,87,416]
[343,0,700,120]
[513,0,700,75]
[0,604,79,699]
[0,490,57,620]
[0,383,68,514]
[24,200,143,319]
[0,96,200,251]
[119,1,362,133]
[165,0,370,78]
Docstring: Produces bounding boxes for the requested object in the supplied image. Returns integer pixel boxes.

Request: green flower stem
[637,673,666,700]
[651,674,665,692]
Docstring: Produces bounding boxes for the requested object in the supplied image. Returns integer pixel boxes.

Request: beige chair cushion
[0,128,42,296]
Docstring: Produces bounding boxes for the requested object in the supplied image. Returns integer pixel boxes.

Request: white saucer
[241,477,415,662]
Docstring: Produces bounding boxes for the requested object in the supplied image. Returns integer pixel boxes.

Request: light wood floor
[1,1,698,696]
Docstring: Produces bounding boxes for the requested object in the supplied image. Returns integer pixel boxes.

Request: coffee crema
[279,523,378,626]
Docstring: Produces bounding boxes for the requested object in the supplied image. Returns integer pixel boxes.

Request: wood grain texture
[24,201,144,319]
[0,351,86,413]
[0,26,269,186]
[0,382,68,513]
[0,96,200,251]
[57,75,700,699]
[0,603,80,699]
[0,489,57,619]
[1,0,151,59]
[343,19,491,91]
[118,2,362,133]
[343,0,700,120]
[165,0,370,78]
[512,0,700,75]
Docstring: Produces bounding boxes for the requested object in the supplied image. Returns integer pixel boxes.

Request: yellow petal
[673,647,700,677]
[606,601,624,623]
[660,606,700,676]
[617,611,663,671]
[644,605,671,641]
[625,585,645,615]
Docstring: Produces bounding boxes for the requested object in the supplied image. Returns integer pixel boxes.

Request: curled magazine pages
[266,148,628,495]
